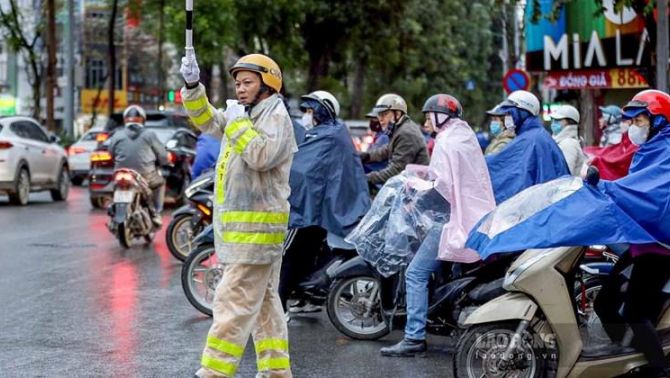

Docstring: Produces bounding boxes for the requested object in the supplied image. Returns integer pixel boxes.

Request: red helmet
[622,89,670,121]
[422,94,463,119]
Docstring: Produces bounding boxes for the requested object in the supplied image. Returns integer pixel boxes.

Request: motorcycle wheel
[166,214,198,262]
[117,222,132,248]
[181,243,220,316]
[326,276,389,340]
[454,321,552,378]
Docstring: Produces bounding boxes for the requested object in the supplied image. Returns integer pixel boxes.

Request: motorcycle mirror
[585,166,600,186]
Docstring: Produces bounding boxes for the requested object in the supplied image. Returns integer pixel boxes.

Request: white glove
[223,99,247,126]
[180,47,200,85]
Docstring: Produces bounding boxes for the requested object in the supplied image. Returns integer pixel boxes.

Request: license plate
[113,190,134,203]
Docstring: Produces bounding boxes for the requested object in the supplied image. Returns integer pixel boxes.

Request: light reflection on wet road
[0,188,453,377]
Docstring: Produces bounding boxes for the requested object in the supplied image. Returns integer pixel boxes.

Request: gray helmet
[373,93,407,114]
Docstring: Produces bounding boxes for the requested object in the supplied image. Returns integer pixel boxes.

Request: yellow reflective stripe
[233,128,258,154]
[216,145,232,205]
[225,118,252,139]
[255,338,289,354]
[221,211,289,225]
[183,96,208,111]
[201,355,237,376]
[206,336,244,358]
[222,231,286,245]
[257,357,290,371]
[192,106,214,126]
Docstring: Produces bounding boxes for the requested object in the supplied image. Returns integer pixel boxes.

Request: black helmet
[422,94,463,119]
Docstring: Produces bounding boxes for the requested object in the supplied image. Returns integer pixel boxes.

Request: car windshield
[81,131,105,141]
[148,128,176,145]
[478,177,584,238]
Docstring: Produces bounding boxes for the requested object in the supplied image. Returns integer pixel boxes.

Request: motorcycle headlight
[185,179,208,198]
[503,252,551,290]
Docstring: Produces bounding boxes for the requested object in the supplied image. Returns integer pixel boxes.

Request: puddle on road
[28,243,97,249]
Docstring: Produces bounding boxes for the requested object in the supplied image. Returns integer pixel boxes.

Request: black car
[88,111,197,209]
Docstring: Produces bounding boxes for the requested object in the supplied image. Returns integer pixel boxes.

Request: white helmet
[373,93,408,114]
[550,105,580,124]
[503,90,541,116]
[123,104,147,121]
[300,90,340,118]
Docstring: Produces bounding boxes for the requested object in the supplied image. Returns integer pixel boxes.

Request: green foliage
[145,0,501,123]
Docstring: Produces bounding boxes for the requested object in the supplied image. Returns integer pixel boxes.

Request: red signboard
[542,68,648,90]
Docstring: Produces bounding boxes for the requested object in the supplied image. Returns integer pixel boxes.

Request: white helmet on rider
[123,105,147,125]
[550,105,580,124]
[300,90,340,118]
[503,90,541,116]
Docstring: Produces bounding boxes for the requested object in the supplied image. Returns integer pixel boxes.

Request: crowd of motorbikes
[123,163,670,378]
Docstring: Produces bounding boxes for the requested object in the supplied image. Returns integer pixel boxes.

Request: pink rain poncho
[430,118,496,262]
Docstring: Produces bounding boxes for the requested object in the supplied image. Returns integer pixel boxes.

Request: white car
[67,127,109,185]
[0,116,70,205]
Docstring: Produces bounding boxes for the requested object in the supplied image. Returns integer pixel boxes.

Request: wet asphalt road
[0,187,454,377]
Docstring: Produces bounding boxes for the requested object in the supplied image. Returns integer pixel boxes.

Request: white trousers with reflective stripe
[197,258,291,378]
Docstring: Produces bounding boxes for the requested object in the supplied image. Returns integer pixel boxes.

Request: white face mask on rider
[628,124,649,145]
[504,115,516,131]
[301,112,314,129]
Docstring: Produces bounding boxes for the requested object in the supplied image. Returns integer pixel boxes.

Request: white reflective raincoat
[181,84,298,264]
[553,124,587,176]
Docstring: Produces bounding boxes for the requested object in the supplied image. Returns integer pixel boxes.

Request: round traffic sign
[503,69,531,94]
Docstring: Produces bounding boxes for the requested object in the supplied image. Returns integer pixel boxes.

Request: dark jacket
[366,116,430,184]
[108,123,168,188]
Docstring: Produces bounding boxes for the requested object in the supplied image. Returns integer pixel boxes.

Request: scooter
[181,225,353,317]
[326,254,515,341]
[453,245,670,378]
[106,168,157,248]
[165,171,214,261]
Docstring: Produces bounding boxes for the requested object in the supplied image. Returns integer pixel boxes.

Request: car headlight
[503,252,551,290]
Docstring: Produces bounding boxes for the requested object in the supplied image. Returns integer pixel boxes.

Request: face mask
[628,124,649,145]
[490,121,503,136]
[504,116,515,130]
[550,121,563,135]
[301,112,313,129]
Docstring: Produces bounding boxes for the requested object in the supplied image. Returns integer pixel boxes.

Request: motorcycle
[165,171,214,261]
[453,245,670,378]
[326,254,515,341]
[181,225,352,316]
[106,168,156,248]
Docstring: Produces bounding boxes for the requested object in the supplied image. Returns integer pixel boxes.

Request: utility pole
[658,0,669,92]
[157,0,165,108]
[46,0,57,131]
[64,0,74,137]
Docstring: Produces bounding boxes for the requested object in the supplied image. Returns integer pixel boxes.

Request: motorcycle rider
[550,105,587,176]
[484,103,516,155]
[107,105,167,227]
[362,109,390,173]
[280,90,370,316]
[360,94,430,185]
[591,90,670,377]
[380,94,495,357]
[467,90,670,377]
[486,90,570,203]
[180,50,295,377]
[599,104,624,147]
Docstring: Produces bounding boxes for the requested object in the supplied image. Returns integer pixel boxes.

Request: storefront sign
[526,0,650,72]
[542,68,648,90]
[0,94,16,116]
[81,89,127,113]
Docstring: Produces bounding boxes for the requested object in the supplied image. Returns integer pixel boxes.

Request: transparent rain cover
[478,177,584,238]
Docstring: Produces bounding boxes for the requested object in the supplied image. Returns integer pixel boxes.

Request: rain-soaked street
[0,187,453,377]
